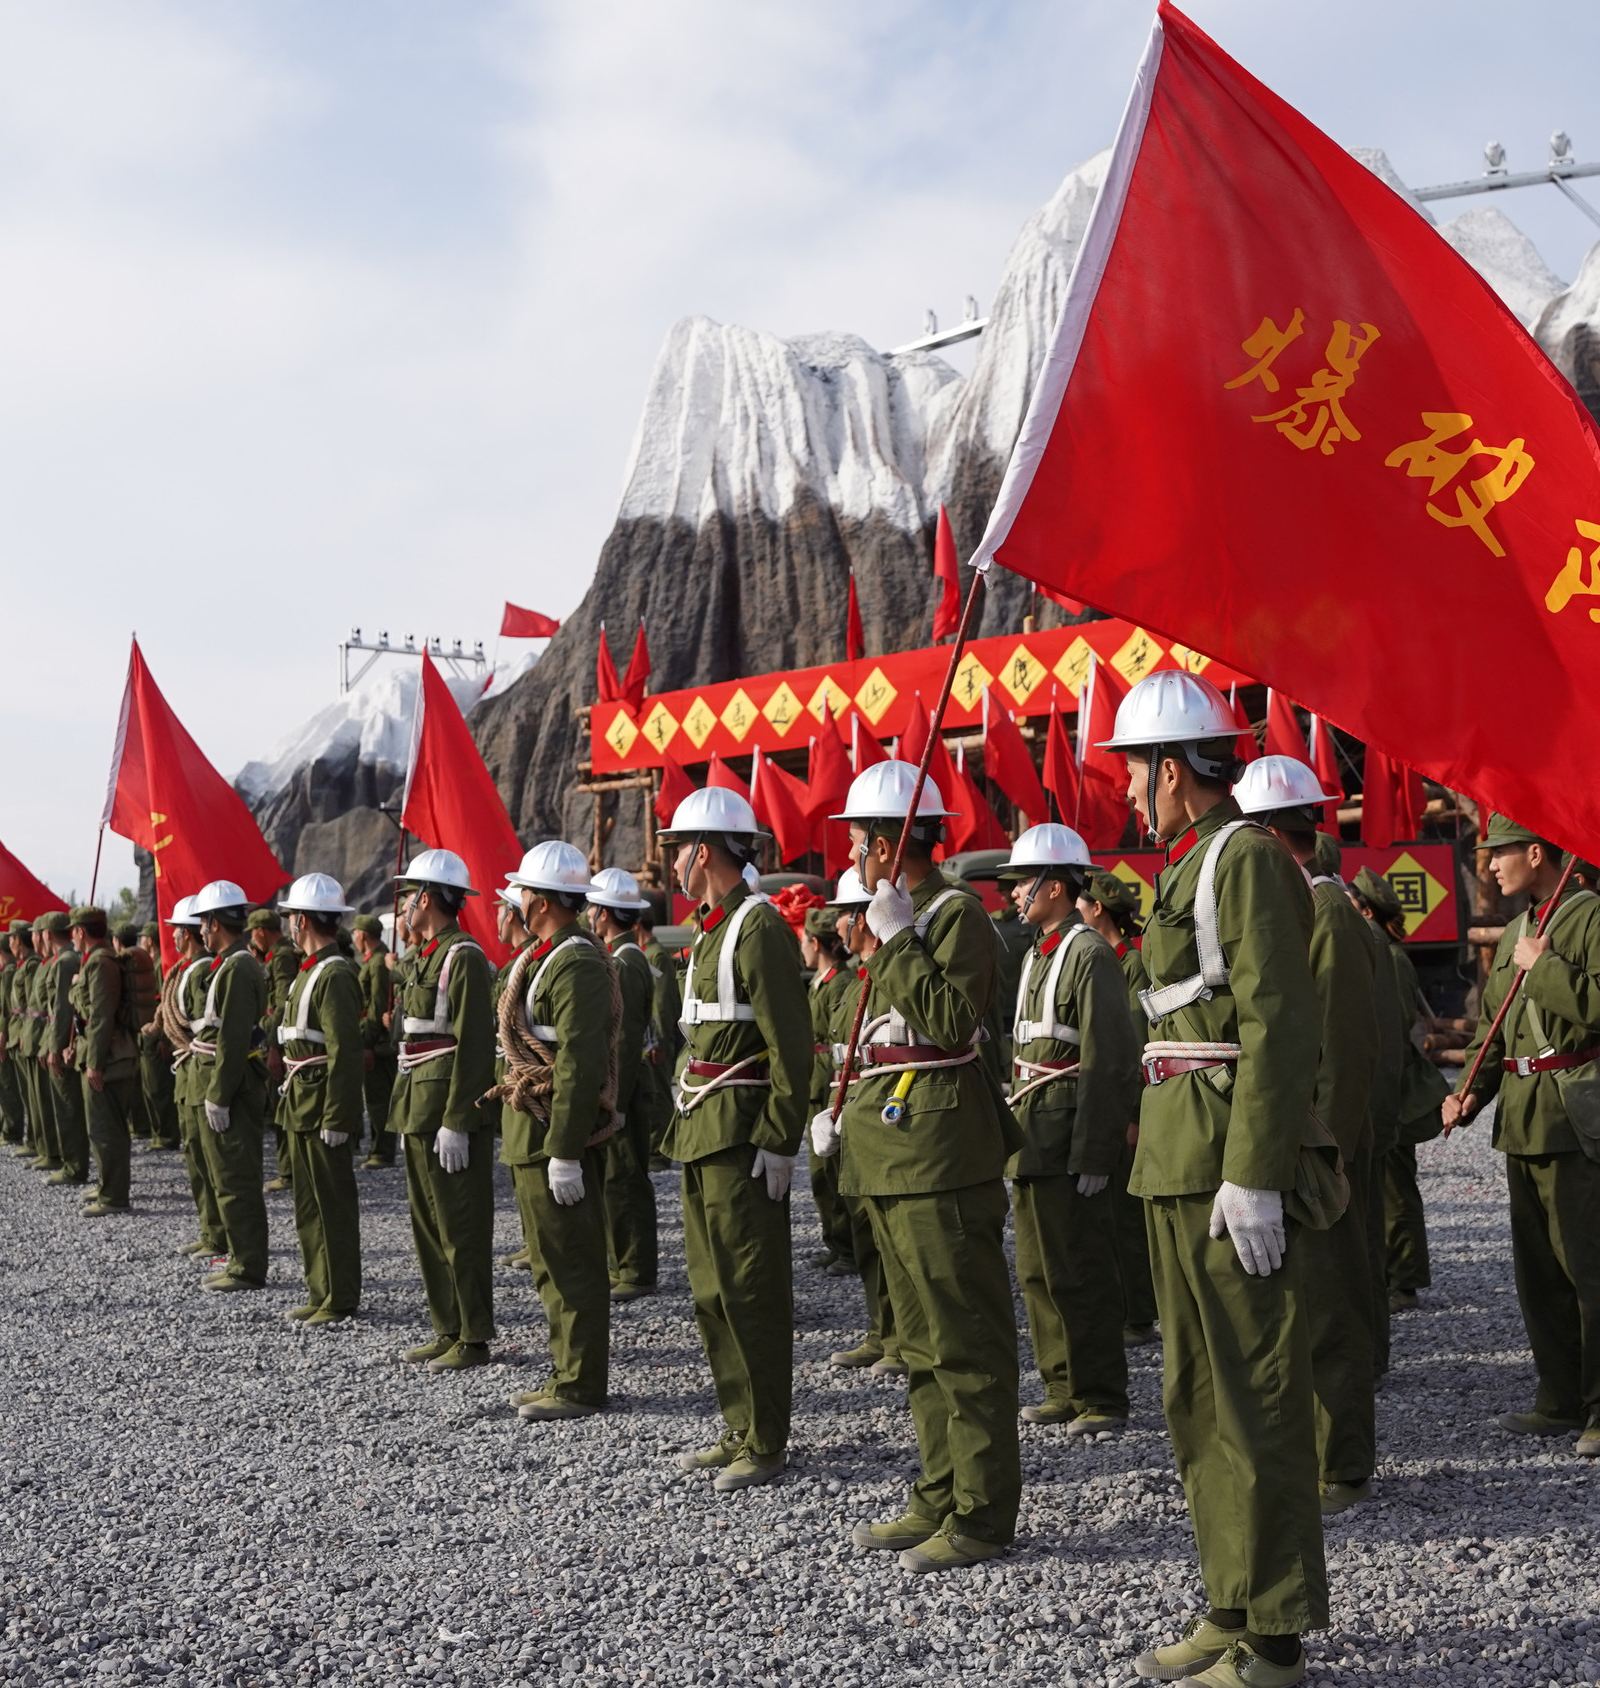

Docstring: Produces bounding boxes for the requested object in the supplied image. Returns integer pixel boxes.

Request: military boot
[1020,1400,1075,1425]
[828,1341,883,1369]
[610,1282,657,1303]
[1133,1615,1246,1681]
[286,1304,321,1322]
[303,1309,355,1327]
[405,1335,458,1364]
[1183,1640,1306,1686]
[1319,1478,1371,1514]
[500,1247,531,1270]
[1577,1420,1600,1459]
[427,1340,491,1373]
[675,1431,743,1473]
[896,1530,1005,1574]
[199,1273,262,1292]
[517,1393,601,1422]
[869,1354,908,1378]
[1496,1410,1583,1437]
[850,1511,940,1552]
[1065,1412,1127,1440]
[712,1451,787,1493]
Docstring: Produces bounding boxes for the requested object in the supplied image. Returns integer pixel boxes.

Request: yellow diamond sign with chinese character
[720,688,758,742]
[1110,627,1166,685]
[947,650,994,716]
[807,674,849,722]
[1169,642,1212,675]
[762,681,804,738]
[1105,859,1156,922]
[1384,849,1448,938]
[1052,635,1095,700]
[680,695,717,750]
[639,700,679,754]
[999,643,1047,706]
[602,708,639,761]
[854,666,898,727]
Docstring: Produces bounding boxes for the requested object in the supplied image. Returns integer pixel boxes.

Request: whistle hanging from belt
[881,1068,916,1124]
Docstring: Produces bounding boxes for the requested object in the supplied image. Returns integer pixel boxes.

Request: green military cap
[803,907,837,939]
[1311,830,1342,878]
[115,922,139,945]
[67,904,106,927]
[352,913,383,936]
[141,922,160,940]
[1481,811,1562,855]
[245,908,282,932]
[1084,869,1140,916]
[35,911,71,934]
[1351,866,1402,921]
[7,919,31,936]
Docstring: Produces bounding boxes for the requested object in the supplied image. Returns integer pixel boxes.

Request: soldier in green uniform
[999,824,1141,1435]
[112,924,155,1144]
[1443,814,1600,1459]
[250,908,300,1195]
[658,788,810,1493]
[816,761,1022,1574]
[275,875,365,1323]
[0,938,25,1148]
[493,843,619,1419]
[135,921,181,1151]
[491,889,535,1269]
[390,848,497,1371]
[37,913,89,1186]
[802,904,855,1274]
[68,906,141,1216]
[190,881,272,1288]
[639,909,684,1168]
[161,897,229,1260]
[22,928,57,1170]
[1077,868,1159,1345]
[1236,758,1379,1516]
[8,922,43,1159]
[350,914,398,1169]
[587,866,661,1304]
[1101,674,1325,1688]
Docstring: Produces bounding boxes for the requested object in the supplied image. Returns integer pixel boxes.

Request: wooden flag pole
[829,569,986,1121]
[1444,854,1578,1136]
[88,824,107,906]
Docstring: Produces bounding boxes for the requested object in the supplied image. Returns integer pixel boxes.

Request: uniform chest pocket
[1142,903,1199,990]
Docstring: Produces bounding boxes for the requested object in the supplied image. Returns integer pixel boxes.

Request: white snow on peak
[1535,239,1600,388]
[1439,207,1567,328]
[236,662,485,799]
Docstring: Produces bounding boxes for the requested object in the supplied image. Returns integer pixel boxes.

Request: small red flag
[947,747,1008,853]
[622,621,651,711]
[898,693,961,818]
[751,752,813,864]
[706,754,750,803]
[1041,700,1081,826]
[805,710,852,823]
[500,603,559,639]
[1076,657,1130,849]
[1229,685,1260,766]
[1264,689,1310,762]
[401,652,521,963]
[931,506,961,643]
[846,572,865,663]
[655,749,695,828]
[0,836,67,923]
[850,713,888,773]
[1308,714,1343,836]
[982,686,1048,824]
[103,638,286,965]
[595,624,622,705]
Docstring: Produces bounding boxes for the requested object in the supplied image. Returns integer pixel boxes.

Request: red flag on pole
[1264,689,1310,762]
[1308,714,1344,836]
[850,713,888,773]
[982,686,1048,824]
[0,837,67,923]
[931,506,961,643]
[1229,684,1260,766]
[655,748,695,828]
[401,652,521,963]
[846,572,865,663]
[500,603,560,639]
[1360,746,1398,850]
[948,747,1008,852]
[622,621,651,711]
[751,752,813,864]
[898,693,961,817]
[971,1,1600,862]
[102,639,286,965]
[706,754,750,803]
[805,711,852,822]
[1041,700,1081,826]
[1075,657,1130,848]
[595,624,622,705]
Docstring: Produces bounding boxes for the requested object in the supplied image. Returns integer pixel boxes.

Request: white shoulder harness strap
[401,937,486,1038]
[183,956,214,1034]
[1518,888,1597,1055]
[1014,924,1092,1047]
[681,898,764,1027]
[522,930,588,1044]
[1138,819,1254,1025]
[866,887,968,1048]
[276,954,350,1047]
[196,951,244,1034]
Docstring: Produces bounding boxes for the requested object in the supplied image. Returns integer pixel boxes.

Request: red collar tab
[819,966,837,985]
[701,905,727,936]
[210,957,224,972]
[528,937,554,963]
[1038,931,1063,958]
[420,937,440,960]
[299,956,317,973]
[1114,941,1129,959]
[857,965,869,980]
[1166,826,1200,866]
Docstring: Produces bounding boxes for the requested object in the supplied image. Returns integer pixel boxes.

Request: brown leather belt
[1143,1055,1236,1085]
[1014,1059,1079,1075]
[399,1037,455,1055]
[861,1045,966,1066]
[685,1059,769,1080]
[811,1043,832,1056]
[1504,1048,1600,1077]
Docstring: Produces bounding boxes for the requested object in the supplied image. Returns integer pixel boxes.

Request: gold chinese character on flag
[1224,309,1305,395]
[1385,411,1535,558]
[1251,319,1380,455]
[1546,518,1600,622]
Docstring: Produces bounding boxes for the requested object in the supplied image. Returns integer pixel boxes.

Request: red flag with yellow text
[0,838,67,925]
[972,2,1600,861]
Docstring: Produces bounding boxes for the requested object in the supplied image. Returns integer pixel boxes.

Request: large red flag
[1041,702,1081,826]
[972,1,1600,863]
[1264,690,1310,762]
[1229,685,1260,766]
[0,838,67,925]
[706,754,750,803]
[931,506,961,643]
[622,621,651,711]
[103,639,285,963]
[595,624,622,705]
[805,710,852,822]
[1075,657,1130,848]
[655,748,695,828]
[846,572,865,663]
[751,752,813,865]
[982,686,1048,823]
[1308,713,1343,837]
[402,653,521,963]
[500,603,560,639]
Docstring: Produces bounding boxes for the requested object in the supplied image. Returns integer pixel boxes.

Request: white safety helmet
[190,879,250,918]
[1232,754,1338,818]
[497,886,525,915]
[278,872,355,916]
[165,894,201,928]
[395,847,478,896]
[826,867,872,909]
[586,866,651,912]
[998,822,1094,879]
[1098,671,1248,752]
[506,840,592,896]
[829,759,958,822]
[658,786,768,844]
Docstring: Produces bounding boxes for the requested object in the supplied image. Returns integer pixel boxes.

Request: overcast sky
[2,0,1596,898]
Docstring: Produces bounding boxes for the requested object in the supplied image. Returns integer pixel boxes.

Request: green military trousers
[287,1129,362,1314]
[1013,1174,1129,1419]
[403,1129,495,1345]
[363,1056,396,1162]
[84,1073,136,1207]
[198,1078,269,1283]
[1364,1143,1392,1376]
[1146,1194,1329,1635]
[180,1100,227,1253]
[28,1061,59,1164]
[513,1147,611,1405]
[142,1045,181,1148]
[1302,1141,1376,1484]
[808,1147,853,1264]
[0,1058,25,1143]
[681,1143,792,1457]
[604,1109,658,1290]
[845,1192,898,1360]
[863,1179,1021,1547]
[1114,1136,1158,1329]
[1385,1142,1432,1294]
[1506,1151,1600,1423]
[51,1064,90,1183]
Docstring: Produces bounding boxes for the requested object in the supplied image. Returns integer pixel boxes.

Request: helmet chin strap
[1019,869,1047,925]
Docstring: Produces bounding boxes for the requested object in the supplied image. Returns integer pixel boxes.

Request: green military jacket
[70,943,138,1078]
[358,944,395,1058]
[1117,941,1149,1026]
[1355,915,1404,1156]
[170,953,212,1109]
[808,963,854,1114]
[1459,885,1600,1157]
[260,942,300,1038]
[491,937,532,1090]
[278,944,364,1135]
[643,935,684,1071]
[1307,879,1378,1161]
[19,953,45,1059]
[1008,918,1141,1181]
[607,932,653,1120]
[659,883,811,1164]
[0,957,12,1056]
[45,947,81,1062]
[392,924,495,1136]
[991,903,1033,1067]
[191,943,269,1108]
[500,927,614,1164]
[1132,799,1317,1198]
[838,868,1020,1198]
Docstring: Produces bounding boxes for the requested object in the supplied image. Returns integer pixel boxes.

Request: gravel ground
[1,1122,1595,1687]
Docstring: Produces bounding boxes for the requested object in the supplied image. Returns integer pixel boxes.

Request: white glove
[866,876,915,944]
[1208,1181,1286,1276]
[547,1157,585,1205]
[204,1100,231,1134]
[751,1147,798,1201]
[434,1125,471,1174]
[810,1108,841,1158]
[320,1129,350,1148]
[1075,1173,1109,1197]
